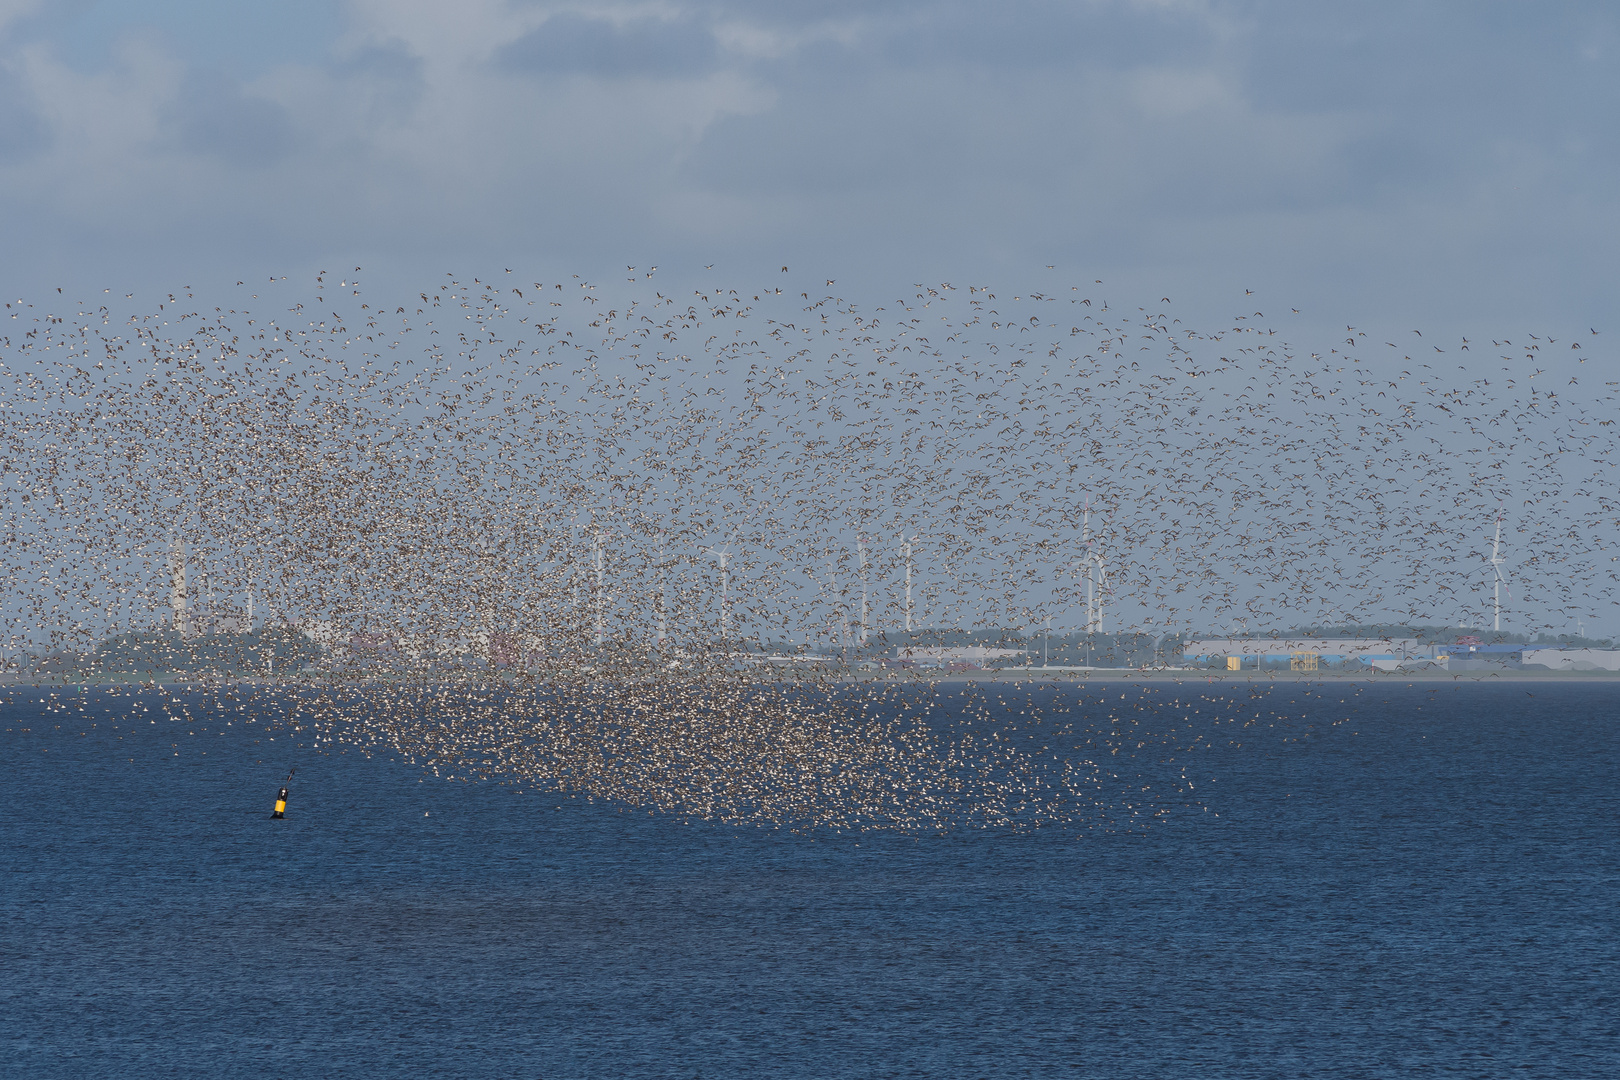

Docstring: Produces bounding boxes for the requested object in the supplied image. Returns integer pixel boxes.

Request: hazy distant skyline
[0,1,1613,345]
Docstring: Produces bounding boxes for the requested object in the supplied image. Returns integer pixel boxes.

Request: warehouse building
[1521,648,1620,672]
[1183,637,1438,671]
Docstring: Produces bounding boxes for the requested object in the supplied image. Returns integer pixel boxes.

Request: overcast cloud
[0,1,1613,341]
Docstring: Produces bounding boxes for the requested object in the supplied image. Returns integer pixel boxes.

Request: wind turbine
[1488,511,1510,633]
[655,528,669,648]
[857,534,869,647]
[1079,502,1111,634]
[1464,510,1512,633]
[565,516,581,615]
[699,541,735,644]
[169,535,189,637]
[903,535,917,634]
[592,527,605,646]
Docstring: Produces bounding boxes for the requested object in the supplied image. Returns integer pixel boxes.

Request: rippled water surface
[3,681,1618,1078]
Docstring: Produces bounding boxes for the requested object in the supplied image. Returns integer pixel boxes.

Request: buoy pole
[271,765,294,819]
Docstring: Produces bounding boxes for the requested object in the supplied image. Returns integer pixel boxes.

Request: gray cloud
[169,71,298,167]
[498,13,719,78]
[333,42,426,122]
[0,0,1614,349]
[0,66,47,163]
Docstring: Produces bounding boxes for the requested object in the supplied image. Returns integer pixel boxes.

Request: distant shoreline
[4,667,1620,690]
[980,667,1620,683]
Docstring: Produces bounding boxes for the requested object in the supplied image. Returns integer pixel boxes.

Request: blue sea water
[2,680,1617,1079]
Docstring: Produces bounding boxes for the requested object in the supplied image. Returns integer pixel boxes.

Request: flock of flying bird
[0,269,1612,831]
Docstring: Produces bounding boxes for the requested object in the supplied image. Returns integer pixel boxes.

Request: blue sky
[0,0,1612,345]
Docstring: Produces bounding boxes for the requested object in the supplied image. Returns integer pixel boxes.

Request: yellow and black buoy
[271,764,295,819]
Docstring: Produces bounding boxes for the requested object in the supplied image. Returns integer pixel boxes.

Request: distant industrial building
[1185,637,1620,672]
[1183,637,1438,671]
[1442,639,1524,670]
[893,645,1024,668]
[1521,648,1620,672]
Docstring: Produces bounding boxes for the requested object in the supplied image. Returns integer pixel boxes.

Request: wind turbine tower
[1080,504,1109,634]
[903,536,915,634]
[857,535,869,646]
[169,537,190,637]
[1489,512,1508,633]
[702,544,732,643]
[656,531,668,647]
[593,528,605,646]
